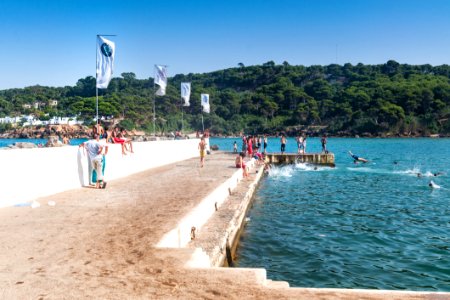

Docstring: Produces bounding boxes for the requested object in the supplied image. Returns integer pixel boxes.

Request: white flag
[154,65,167,96]
[96,36,115,89]
[201,94,210,113]
[181,82,191,106]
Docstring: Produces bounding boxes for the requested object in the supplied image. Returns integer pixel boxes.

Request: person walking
[199,136,207,167]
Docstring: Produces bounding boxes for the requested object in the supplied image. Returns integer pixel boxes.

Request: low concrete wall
[0,139,200,208]
[156,164,245,249]
[157,159,256,250]
[266,152,335,166]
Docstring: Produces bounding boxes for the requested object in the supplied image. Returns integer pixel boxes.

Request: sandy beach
[0,152,445,299]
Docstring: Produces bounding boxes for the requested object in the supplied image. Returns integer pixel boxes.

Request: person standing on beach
[92,134,109,184]
[198,136,207,167]
[233,141,237,153]
[79,133,107,189]
[280,134,286,154]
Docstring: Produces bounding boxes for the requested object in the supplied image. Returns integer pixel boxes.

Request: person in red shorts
[111,127,127,155]
[235,152,248,178]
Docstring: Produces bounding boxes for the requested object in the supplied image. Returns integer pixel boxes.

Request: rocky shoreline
[0,124,446,140]
[0,124,152,140]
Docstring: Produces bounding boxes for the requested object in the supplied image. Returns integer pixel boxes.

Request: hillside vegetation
[1,60,449,136]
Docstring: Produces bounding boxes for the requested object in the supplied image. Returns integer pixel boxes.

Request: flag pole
[181,97,184,134]
[96,87,99,126]
[201,113,204,133]
[153,77,156,137]
[95,37,99,126]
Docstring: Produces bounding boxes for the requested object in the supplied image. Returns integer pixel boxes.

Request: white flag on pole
[96,36,115,89]
[181,82,191,106]
[154,65,168,96]
[201,94,210,113]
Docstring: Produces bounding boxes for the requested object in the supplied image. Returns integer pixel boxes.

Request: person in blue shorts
[348,151,368,163]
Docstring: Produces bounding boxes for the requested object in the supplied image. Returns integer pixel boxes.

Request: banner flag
[154,65,168,96]
[181,82,191,106]
[201,93,210,113]
[96,36,116,89]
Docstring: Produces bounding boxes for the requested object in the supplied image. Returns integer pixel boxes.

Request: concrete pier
[265,152,335,167]
[0,151,446,299]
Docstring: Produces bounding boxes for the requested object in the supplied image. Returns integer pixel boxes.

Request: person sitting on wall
[112,127,128,155]
[235,152,249,178]
[93,123,107,139]
[120,128,134,153]
[252,147,264,164]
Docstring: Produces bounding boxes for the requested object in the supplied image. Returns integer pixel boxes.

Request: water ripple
[236,139,450,291]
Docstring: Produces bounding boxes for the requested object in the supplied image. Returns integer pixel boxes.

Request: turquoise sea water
[210,137,450,291]
[0,138,86,148]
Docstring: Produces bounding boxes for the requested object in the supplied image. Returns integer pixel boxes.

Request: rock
[45,136,63,147]
[8,142,37,149]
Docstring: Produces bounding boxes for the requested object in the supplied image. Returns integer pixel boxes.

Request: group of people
[93,124,134,155]
[280,133,328,154]
[77,124,136,190]
[240,135,268,156]
[232,134,270,178]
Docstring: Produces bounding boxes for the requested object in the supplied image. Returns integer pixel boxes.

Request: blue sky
[0,0,449,89]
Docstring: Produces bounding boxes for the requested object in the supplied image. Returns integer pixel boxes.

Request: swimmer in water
[434,172,444,177]
[429,180,440,189]
[348,151,368,163]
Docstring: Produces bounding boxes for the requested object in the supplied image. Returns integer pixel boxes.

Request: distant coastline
[0,127,447,140]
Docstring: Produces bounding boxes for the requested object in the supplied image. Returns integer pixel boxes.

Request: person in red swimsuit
[235,152,248,177]
[112,127,127,155]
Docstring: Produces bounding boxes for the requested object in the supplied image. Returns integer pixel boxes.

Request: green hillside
[1,60,449,136]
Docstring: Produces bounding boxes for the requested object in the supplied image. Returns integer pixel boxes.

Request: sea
[2,136,449,291]
[210,137,450,292]
[0,138,86,148]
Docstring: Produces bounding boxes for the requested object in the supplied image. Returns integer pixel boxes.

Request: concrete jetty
[0,151,446,299]
[265,152,335,167]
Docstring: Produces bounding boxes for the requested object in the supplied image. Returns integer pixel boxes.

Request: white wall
[0,139,200,208]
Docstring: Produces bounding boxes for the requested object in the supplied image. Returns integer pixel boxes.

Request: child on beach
[233,141,237,153]
[199,136,206,167]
